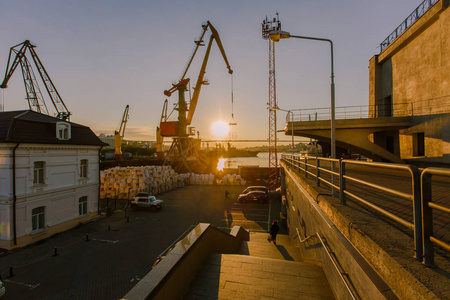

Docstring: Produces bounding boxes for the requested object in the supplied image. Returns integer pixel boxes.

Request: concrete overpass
[284,116,410,163]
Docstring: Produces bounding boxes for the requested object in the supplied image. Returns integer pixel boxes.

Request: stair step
[184,254,335,300]
[238,232,304,262]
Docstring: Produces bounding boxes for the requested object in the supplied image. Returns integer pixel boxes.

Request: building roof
[0,110,107,146]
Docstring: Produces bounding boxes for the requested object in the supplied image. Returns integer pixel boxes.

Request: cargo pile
[218,174,246,185]
[178,173,215,185]
[100,166,184,199]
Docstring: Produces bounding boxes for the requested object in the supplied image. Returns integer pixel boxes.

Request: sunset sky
[0,0,420,142]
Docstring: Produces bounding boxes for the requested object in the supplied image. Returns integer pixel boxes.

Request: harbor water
[222,152,284,168]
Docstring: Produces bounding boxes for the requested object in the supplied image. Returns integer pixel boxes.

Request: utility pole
[262,13,281,191]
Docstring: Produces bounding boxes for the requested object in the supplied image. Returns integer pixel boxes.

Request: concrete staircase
[184,232,335,299]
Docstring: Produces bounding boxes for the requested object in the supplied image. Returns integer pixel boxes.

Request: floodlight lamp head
[269,30,290,42]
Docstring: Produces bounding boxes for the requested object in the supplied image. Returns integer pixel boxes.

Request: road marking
[222,219,268,224]
[92,238,118,244]
[4,279,40,290]
[227,212,268,218]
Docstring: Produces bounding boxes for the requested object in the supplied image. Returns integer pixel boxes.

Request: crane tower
[262,14,281,191]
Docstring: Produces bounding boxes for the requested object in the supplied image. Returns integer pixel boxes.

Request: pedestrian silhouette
[269,220,279,245]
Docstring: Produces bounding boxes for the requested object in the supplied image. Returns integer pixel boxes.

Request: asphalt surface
[0,185,281,300]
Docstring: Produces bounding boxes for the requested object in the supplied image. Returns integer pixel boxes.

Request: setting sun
[211,121,229,138]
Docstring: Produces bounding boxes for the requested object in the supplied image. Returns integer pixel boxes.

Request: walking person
[269,220,279,245]
[225,189,230,201]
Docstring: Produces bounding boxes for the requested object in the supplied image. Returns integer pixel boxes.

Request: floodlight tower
[262,13,281,191]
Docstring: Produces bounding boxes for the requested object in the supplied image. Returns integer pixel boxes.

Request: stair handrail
[295,228,359,300]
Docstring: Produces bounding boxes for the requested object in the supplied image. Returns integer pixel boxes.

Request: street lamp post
[269,30,336,160]
[273,107,294,154]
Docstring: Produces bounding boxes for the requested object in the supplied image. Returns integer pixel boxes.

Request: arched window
[56,122,71,140]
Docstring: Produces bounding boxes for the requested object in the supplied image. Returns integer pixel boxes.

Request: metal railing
[281,155,450,264]
[282,95,450,122]
[421,168,450,266]
[295,228,358,300]
[380,0,439,52]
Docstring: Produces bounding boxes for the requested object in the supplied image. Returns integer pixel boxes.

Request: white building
[0,111,107,250]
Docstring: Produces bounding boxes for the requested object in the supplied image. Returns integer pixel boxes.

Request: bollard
[85,233,89,242]
[126,215,130,223]
[9,266,14,278]
[108,225,111,231]
[53,247,58,256]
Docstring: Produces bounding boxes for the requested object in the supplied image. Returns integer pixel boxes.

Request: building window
[33,161,45,184]
[32,206,45,231]
[80,159,88,178]
[79,196,88,216]
[56,122,71,140]
[413,132,425,156]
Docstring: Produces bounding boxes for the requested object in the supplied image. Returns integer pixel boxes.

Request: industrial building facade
[369,0,450,166]
[0,111,106,250]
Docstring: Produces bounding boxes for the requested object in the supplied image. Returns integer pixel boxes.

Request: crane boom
[1,40,71,120]
[186,21,233,125]
[160,21,233,137]
[114,105,129,161]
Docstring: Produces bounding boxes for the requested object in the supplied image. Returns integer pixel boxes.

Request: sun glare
[211,121,229,138]
[217,158,226,171]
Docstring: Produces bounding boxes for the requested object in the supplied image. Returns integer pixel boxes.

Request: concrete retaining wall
[280,161,440,299]
[122,223,249,300]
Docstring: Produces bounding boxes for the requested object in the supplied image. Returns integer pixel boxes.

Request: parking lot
[0,185,280,300]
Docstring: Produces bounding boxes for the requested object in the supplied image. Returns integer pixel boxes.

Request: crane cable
[229,74,237,126]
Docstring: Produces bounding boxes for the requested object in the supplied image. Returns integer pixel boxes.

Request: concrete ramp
[184,233,335,299]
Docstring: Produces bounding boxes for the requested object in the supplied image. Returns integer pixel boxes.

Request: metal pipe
[12,143,20,246]
[295,229,357,300]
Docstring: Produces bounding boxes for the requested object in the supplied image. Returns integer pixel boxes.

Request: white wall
[0,144,101,245]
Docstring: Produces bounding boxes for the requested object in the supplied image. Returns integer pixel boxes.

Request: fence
[380,0,439,52]
[281,154,450,265]
[282,96,450,123]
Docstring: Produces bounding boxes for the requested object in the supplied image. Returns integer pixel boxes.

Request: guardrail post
[305,157,308,178]
[316,157,320,187]
[340,160,346,205]
[411,166,423,262]
[421,171,434,266]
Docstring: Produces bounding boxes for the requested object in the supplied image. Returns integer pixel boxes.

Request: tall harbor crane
[157,20,233,172]
[1,40,71,120]
[115,105,129,161]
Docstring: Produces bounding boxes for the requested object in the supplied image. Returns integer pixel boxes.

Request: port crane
[115,105,129,161]
[157,21,233,172]
[1,40,71,120]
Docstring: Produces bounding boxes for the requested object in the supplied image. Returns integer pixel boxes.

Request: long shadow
[276,245,294,261]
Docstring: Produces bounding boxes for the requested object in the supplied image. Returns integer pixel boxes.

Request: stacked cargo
[218,174,246,186]
[178,173,215,185]
[100,166,184,199]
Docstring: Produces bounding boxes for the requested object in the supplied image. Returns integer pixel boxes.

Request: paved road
[0,185,278,300]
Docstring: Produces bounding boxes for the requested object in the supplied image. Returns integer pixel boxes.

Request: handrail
[281,155,424,262]
[283,95,450,122]
[380,0,439,52]
[421,167,450,266]
[295,228,358,300]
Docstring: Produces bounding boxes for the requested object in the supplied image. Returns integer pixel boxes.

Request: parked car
[0,276,5,298]
[238,186,269,203]
[130,193,164,211]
